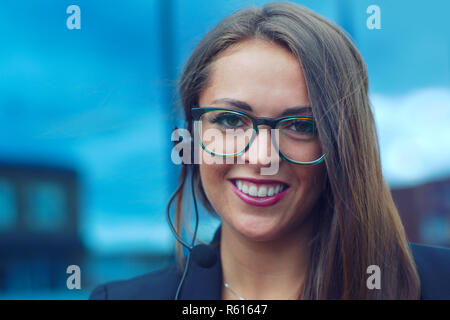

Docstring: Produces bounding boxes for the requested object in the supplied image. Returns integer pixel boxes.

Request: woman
[90,2,450,300]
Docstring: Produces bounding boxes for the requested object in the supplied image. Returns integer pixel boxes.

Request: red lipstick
[229,179,289,207]
[229,177,289,186]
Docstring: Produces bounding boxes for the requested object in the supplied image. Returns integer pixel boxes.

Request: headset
[166,126,217,300]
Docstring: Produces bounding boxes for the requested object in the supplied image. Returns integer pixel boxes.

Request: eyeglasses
[191,107,326,165]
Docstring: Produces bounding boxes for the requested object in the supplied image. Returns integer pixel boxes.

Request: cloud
[371,87,450,187]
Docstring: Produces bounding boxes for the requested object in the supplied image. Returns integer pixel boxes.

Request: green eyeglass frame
[191,107,326,165]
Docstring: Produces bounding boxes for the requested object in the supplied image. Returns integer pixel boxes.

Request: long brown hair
[169,1,420,299]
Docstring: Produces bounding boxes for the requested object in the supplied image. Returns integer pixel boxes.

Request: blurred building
[392,177,450,247]
[0,162,84,294]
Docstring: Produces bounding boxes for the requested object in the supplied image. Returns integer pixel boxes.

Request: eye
[280,118,317,139]
[210,113,245,128]
[291,119,314,133]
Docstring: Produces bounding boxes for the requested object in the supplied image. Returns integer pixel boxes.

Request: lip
[229,179,289,207]
[228,177,290,186]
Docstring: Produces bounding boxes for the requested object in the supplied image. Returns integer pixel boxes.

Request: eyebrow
[211,98,312,116]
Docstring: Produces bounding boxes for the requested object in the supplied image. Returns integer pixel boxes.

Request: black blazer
[89,226,450,300]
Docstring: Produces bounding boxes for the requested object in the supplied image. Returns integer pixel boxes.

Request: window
[25,181,68,232]
[0,178,17,231]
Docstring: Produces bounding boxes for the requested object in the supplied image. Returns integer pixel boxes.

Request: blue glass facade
[0,0,448,299]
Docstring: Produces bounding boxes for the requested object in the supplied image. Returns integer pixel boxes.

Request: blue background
[0,0,449,299]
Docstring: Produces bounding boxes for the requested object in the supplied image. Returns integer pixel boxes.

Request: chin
[228,214,282,242]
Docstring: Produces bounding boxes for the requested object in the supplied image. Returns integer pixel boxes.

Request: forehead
[199,39,310,117]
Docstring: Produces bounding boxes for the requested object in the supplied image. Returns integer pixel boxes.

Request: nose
[242,127,281,167]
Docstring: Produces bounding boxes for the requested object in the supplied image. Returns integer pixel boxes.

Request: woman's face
[198,39,326,242]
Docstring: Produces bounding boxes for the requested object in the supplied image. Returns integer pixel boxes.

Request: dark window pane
[25,181,67,232]
[0,178,17,231]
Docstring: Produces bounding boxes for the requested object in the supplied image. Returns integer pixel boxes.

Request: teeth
[234,180,286,198]
[257,186,267,197]
[248,185,257,196]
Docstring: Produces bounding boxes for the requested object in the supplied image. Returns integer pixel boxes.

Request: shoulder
[89,263,181,300]
[409,242,450,299]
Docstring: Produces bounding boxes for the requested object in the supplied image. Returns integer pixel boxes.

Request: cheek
[199,162,229,205]
[296,163,326,187]
[291,164,327,207]
[198,145,233,187]
[309,166,326,189]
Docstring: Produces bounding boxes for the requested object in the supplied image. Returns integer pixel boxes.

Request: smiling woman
[90,1,450,300]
